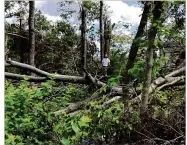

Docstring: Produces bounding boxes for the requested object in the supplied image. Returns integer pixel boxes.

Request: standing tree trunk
[141,1,164,114]
[104,19,112,57]
[104,19,107,56]
[81,4,87,77]
[29,1,35,74]
[19,12,25,63]
[100,1,104,61]
[122,2,151,95]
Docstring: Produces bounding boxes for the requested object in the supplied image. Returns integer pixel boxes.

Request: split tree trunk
[141,1,164,113]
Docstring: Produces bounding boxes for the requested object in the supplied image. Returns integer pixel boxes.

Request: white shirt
[102,58,110,67]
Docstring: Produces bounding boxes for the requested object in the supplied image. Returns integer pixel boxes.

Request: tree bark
[5,60,184,103]
[29,1,35,75]
[136,67,185,102]
[104,19,112,57]
[5,59,185,116]
[141,1,164,113]
[19,11,26,64]
[100,1,104,61]
[81,4,87,77]
[54,68,185,116]
[122,2,151,94]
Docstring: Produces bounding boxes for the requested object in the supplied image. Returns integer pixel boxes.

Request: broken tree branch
[54,67,185,115]
[5,71,88,84]
[83,68,105,87]
[54,86,106,115]
[6,60,88,84]
[5,72,46,82]
[102,96,122,107]
[158,76,185,90]
[5,32,28,39]
[137,67,185,101]
[5,60,123,92]
[5,60,185,90]
[5,60,185,115]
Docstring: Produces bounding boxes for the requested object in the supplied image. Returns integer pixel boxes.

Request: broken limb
[54,85,107,115]
[5,60,185,115]
[5,60,122,92]
[158,76,185,90]
[54,67,185,115]
[5,72,47,82]
[135,67,185,101]
[83,68,105,87]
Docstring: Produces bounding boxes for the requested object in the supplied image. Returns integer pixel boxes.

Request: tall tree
[81,3,87,76]
[141,1,164,113]
[122,2,151,95]
[104,19,112,57]
[19,8,26,63]
[100,1,104,61]
[29,1,35,70]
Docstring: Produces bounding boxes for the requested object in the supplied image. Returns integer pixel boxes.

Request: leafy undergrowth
[5,80,185,145]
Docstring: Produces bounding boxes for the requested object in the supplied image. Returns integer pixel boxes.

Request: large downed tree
[5,1,185,117]
[5,1,185,145]
[5,59,185,115]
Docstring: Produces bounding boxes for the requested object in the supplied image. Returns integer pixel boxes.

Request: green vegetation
[5,1,185,144]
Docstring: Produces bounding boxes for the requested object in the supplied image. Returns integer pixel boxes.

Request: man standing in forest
[102,53,110,76]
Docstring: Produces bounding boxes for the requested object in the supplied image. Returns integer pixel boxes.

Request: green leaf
[17,143,24,145]
[8,134,15,140]
[103,86,107,93]
[78,121,89,127]
[61,137,71,145]
[71,123,80,133]
[23,76,29,81]
[47,112,51,121]
[97,111,102,118]
[152,23,157,27]
[80,115,92,123]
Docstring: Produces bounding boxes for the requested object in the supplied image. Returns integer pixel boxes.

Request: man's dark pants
[103,66,108,76]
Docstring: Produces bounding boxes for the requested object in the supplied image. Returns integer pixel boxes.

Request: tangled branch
[5,60,185,115]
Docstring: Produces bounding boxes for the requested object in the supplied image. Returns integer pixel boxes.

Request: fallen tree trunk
[158,76,185,90]
[5,60,89,84]
[54,67,185,115]
[5,60,185,90]
[54,75,185,116]
[137,67,185,101]
[5,60,185,115]
[5,72,46,82]
[5,60,122,92]
[54,85,106,115]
